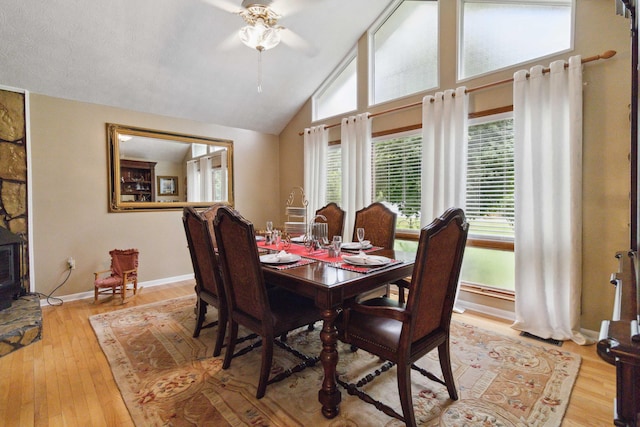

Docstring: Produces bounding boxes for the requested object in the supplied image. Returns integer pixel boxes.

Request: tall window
[466,113,515,241]
[313,53,357,121]
[459,0,573,80]
[370,0,439,105]
[371,132,422,231]
[326,144,342,204]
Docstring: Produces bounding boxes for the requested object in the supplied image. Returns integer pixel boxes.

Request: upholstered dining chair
[182,206,228,356]
[200,203,226,249]
[352,202,399,300]
[93,248,139,303]
[213,205,321,399]
[315,202,345,240]
[336,208,469,427]
[352,202,397,249]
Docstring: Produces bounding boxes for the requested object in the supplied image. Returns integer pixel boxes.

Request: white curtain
[512,56,590,345]
[303,125,328,218]
[186,160,199,202]
[220,152,228,201]
[200,156,213,202]
[420,87,469,226]
[341,113,372,240]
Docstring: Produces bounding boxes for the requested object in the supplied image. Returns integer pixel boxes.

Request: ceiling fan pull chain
[257,49,263,93]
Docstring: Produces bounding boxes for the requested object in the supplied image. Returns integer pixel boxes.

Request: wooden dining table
[260,244,415,419]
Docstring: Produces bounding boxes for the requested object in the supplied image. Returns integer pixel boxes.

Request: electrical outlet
[67,257,76,270]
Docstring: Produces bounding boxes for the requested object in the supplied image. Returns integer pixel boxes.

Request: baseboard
[39,274,194,306]
[455,299,516,322]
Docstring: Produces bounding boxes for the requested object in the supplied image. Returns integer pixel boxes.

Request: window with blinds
[372,132,422,231]
[466,113,515,240]
[326,145,342,204]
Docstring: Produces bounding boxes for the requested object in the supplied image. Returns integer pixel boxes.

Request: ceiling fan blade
[217,31,241,51]
[201,0,241,14]
[270,0,318,18]
[280,28,318,57]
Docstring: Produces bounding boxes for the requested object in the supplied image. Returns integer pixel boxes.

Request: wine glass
[332,236,342,257]
[266,221,273,244]
[356,228,365,248]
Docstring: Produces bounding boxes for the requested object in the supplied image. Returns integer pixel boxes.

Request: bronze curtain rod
[299,50,616,136]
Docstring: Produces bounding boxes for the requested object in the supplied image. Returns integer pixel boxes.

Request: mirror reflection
[107,123,234,211]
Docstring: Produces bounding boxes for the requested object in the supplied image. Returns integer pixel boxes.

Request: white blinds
[465,115,515,240]
[372,134,422,230]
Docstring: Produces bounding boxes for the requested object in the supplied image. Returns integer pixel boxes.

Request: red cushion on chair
[94,276,123,288]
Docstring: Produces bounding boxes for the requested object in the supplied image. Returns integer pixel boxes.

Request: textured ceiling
[0,0,394,135]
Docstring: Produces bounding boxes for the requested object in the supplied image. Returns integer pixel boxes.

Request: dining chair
[200,203,226,249]
[182,207,228,356]
[352,202,402,300]
[315,202,345,240]
[336,207,469,427]
[93,248,139,304]
[352,202,396,250]
[213,205,321,399]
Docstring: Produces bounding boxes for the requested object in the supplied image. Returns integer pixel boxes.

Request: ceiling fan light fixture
[239,19,281,51]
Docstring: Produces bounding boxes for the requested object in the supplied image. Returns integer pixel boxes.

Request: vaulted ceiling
[0,0,394,135]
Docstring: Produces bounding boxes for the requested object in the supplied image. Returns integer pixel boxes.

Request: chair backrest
[315,202,345,240]
[200,203,226,248]
[405,208,468,343]
[109,249,138,278]
[352,202,397,249]
[214,206,271,329]
[182,206,223,298]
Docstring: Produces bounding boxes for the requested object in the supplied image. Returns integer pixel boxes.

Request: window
[466,113,515,241]
[371,132,422,231]
[459,0,573,80]
[313,53,357,121]
[370,0,439,105]
[326,144,342,204]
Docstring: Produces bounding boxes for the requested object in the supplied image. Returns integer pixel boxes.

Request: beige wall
[279,0,632,330]
[29,95,279,297]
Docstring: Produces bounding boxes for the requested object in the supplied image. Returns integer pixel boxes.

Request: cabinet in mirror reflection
[107,123,234,212]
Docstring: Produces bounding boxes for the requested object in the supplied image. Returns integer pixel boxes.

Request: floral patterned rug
[89,296,581,426]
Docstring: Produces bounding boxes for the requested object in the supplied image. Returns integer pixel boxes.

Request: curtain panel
[341,113,372,240]
[303,125,329,217]
[512,56,590,345]
[420,87,469,227]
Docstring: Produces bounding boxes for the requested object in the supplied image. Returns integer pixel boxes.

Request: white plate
[290,236,306,243]
[255,235,265,242]
[260,253,301,264]
[342,254,390,266]
[341,241,372,250]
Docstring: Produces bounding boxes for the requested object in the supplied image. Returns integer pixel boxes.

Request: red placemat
[262,258,316,270]
[335,259,403,274]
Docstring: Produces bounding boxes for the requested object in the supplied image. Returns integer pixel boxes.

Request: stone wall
[0,89,28,292]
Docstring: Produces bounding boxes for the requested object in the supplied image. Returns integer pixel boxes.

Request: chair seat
[94,276,123,288]
[268,288,320,334]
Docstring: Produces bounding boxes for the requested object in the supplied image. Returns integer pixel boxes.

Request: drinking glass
[266,221,273,244]
[356,228,365,247]
[272,230,281,250]
[332,236,342,257]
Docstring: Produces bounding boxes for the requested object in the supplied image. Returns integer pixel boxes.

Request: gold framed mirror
[107,123,234,212]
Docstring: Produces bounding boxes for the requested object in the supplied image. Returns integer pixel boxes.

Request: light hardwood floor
[0,280,617,426]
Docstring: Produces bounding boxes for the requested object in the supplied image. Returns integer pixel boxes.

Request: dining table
[258,239,416,419]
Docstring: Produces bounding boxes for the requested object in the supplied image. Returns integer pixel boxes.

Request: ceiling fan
[206,0,315,55]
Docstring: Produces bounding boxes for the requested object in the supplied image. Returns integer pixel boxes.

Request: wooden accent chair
[352,202,397,250]
[213,206,321,399]
[93,249,139,303]
[182,207,227,356]
[200,203,228,249]
[352,202,401,300]
[315,202,345,240]
[336,208,469,427]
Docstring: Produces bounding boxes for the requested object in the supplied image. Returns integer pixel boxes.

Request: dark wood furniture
[214,206,322,399]
[120,159,156,202]
[261,246,415,418]
[182,207,227,356]
[334,208,468,426]
[598,251,640,427]
[352,202,397,250]
[315,202,345,240]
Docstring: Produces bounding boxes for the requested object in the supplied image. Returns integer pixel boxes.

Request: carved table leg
[318,308,341,418]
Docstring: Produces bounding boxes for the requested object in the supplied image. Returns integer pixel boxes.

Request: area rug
[89,296,581,426]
